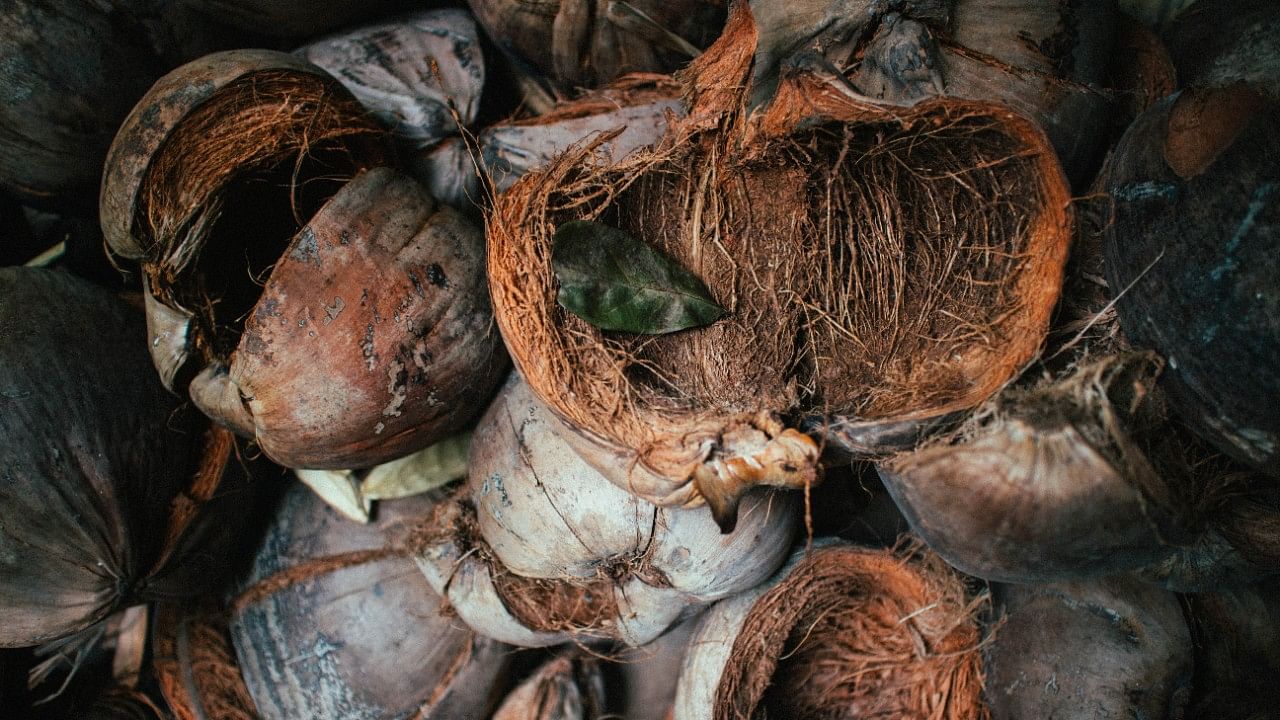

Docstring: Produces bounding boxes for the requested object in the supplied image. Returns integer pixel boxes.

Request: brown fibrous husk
[136,68,388,364]
[717,544,987,720]
[152,603,256,720]
[414,496,624,638]
[487,4,1071,490]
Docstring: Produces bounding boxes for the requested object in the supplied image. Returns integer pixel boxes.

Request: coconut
[230,482,511,719]
[412,374,799,647]
[1103,81,1280,474]
[101,52,506,469]
[152,603,257,720]
[1185,577,1280,718]
[609,618,697,720]
[465,0,724,95]
[0,268,258,648]
[487,2,1073,529]
[673,541,986,720]
[492,654,606,720]
[177,0,410,39]
[1163,0,1279,100]
[984,575,1193,719]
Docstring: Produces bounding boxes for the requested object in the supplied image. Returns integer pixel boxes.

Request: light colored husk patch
[412,496,627,638]
[152,603,257,720]
[487,6,1070,487]
[136,69,386,362]
[716,543,987,720]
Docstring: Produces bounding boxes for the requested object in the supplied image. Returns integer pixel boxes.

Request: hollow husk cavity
[674,542,987,720]
[488,25,1071,524]
[152,603,256,720]
[100,50,389,393]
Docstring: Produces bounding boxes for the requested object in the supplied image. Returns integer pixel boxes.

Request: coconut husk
[480,74,683,193]
[100,49,389,390]
[152,603,256,720]
[230,482,511,719]
[410,374,797,648]
[488,1,1072,530]
[180,0,412,39]
[1103,81,1280,474]
[674,541,987,720]
[609,618,697,720]
[0,268,261,648]
[1186,577,1280,718]
[984,575,1192,719]
[1163,0,1279,100]
[465,0,724,95]
[492,654,606,720]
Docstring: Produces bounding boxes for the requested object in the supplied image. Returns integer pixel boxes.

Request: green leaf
[552,219,726,334]
[360,433,471,501]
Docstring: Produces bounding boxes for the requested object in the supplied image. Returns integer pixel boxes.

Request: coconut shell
[298,9,486,149]
[480,74,683,194]
[673,541,986,720]
[230,482,510,720]
[984,576,1193,719]
[194,167,506,469]
[100,49,389,389]
[748,0,1120,183]
[465,0,724,94]
[1103,82,1280,474]
[488,2,1072,530]
[0,268,256,648]
[412,374,798,647]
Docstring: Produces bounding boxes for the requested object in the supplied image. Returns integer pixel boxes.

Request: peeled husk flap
[488,1,1071,527]
[675,541,987,720]
[0,268,253,648]
[100,49,390,394]
[152,603,256,720]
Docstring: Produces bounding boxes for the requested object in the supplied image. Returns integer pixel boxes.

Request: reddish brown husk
[487,2,1071,527]
[152,603,256,720]
[231,483,510,719]
[0,268,259,648]
[465,0,724,94]
[717,545,986,720]
[1103,82,1280,474]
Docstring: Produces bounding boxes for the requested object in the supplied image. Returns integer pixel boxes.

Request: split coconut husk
[152,602,257,720]
[673,541,987,720]
[492,654,606,720]
[1103,81,1280,474]
[0,268,259,648]
[298,9,486,151]
[983,575,1193,719]
[413,374,798,648]
[746,0,1121,183]
[101,52,507,468]
[1185,577,1280,718]
[488,1,1073,530]
[230,482,512,719]
[465,0,724,95]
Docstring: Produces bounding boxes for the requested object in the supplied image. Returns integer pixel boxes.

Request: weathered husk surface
[1185,577,1280,718]
[230,483,511,719]
[100,49,389,390]
[299,9,486,149]
[152,602,257,720]
[674,541,987,720]
[748,0,1120,183]
[465,0,724,94]
[1103,82,1280,474]
[0,268,244,648]
[984,575,1193,719]
[492,654,606,720]
[488,2,1072,528]
[194,167,506,469]
[412,374,798,647]
[481,74,683,194]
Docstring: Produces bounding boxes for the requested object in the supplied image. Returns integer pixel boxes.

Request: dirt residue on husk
[718,544,987,720]
[152,603,257,720]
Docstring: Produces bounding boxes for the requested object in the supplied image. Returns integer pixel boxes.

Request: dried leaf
[361,433,471,501]
[552,220,725,334]
[294,470,369,523]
